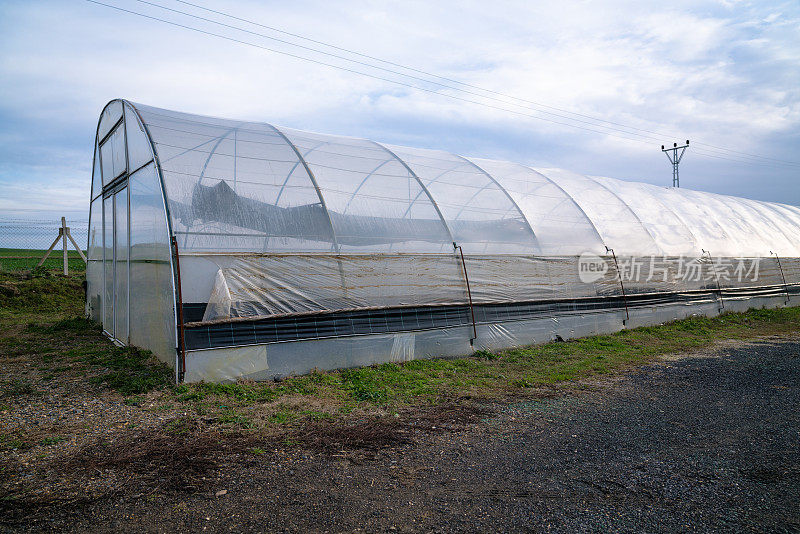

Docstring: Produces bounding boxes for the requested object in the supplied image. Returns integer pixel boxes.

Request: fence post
[36,226,65,269]
[61,217,68,275]
[33,217,86,273]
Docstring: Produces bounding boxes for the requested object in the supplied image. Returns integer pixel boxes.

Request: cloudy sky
[1,0,798,219]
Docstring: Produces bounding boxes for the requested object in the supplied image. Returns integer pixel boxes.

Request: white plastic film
[471,158,605,255]
[539,168,661,255]
[87,100,800,382]
[128,162,177,366]
[192,253,468,319]
[203,269,232,322]
[124,105,154,172]
[100,123,126,185]
[381,144,539,254]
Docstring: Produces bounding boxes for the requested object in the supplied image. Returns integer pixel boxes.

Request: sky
[0,0,798,220]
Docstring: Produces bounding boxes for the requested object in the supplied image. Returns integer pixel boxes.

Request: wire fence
[0,218,88,273]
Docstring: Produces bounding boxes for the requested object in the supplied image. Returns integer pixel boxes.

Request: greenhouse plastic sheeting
[87,99,800,382]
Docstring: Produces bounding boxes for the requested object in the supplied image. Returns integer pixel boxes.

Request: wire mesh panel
[0,218,88,272]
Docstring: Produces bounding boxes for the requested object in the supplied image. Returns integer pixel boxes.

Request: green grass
[1,269,171,396]
[167,306,800,417]
[0,379,39,398]
[0,272,85,322]
[2,266,800,429]
[0,248,86,274]
[39,436,66,446]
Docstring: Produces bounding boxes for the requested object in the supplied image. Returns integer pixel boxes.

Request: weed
[83,346,171,395]
[268,410,295,425]
[0,435,29,451]
[474,349,500,360]
[1,379,38,398]
[39,436,66,446]
[219,410,255,428]
[300,410,332,421]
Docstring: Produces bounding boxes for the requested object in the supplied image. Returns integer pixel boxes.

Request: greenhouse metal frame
[86,100,800,382]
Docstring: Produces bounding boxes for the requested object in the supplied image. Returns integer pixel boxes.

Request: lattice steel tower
[662,140,689,188]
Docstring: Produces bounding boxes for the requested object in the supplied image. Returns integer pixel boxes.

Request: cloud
[0,0,798,220]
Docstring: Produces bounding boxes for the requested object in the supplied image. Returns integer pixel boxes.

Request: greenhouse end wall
[87,100,177,372]
[87,100,800,383]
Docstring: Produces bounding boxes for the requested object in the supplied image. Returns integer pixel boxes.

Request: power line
[83,1,665,145]
[131,0,679,145]
[85,0,799,169]
[169,0,800,167]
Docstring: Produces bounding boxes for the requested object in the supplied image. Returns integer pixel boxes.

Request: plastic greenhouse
[86,100,800,382]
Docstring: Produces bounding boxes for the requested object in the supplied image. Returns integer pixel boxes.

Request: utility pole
[661,140,689,188]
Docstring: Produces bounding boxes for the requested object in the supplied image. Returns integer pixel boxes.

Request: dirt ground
[3,335,798,533]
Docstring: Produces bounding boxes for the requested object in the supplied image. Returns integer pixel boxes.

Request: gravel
[6,336,800,533]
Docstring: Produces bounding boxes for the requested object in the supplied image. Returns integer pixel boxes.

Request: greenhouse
[86,99,800,382]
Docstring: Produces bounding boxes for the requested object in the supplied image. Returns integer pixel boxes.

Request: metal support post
[454,242,477,345]
[770,251,790,304]
[606,246,629,325]
[171,236,187,382]
[702,249,724,311]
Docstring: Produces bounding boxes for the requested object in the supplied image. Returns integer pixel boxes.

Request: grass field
[0,248,86,273]
[2,265,800,516]
[2,266,800,431]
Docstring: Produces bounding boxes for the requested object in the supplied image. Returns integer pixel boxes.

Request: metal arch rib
[269,125,341,253]
[398,161,466,221]
[341,159,393,215]
[613,180,702,253]
[523,166,606,247]
[370,141,457,245]
[752,200,800,256]
[456,155,542,254]
[371,141,474,326]
[160,128,237,165]
[123,100,181,380]
[197,127,239,185]
[274,141,327,206]
[583,174,663,254]
[183,128,240,248]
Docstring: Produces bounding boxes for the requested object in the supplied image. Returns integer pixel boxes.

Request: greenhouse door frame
[101,179,130,346]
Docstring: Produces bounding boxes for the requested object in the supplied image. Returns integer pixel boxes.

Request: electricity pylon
[661,140,689,188]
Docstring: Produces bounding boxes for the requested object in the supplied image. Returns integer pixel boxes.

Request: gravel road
[17,337,800,533]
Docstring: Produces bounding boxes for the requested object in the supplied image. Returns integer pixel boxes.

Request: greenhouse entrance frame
[101,181,130,345]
